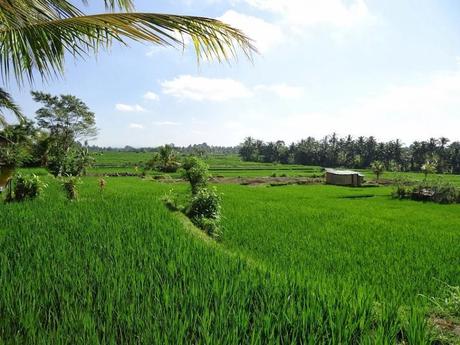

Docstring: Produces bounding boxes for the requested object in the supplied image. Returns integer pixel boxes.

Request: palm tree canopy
[0,88,24,125]
[0,0,256,85]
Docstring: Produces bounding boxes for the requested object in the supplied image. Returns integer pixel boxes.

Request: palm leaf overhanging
[0,88,24,126]
[0,0,256,85]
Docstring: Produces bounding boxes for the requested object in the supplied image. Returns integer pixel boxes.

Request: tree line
[89,143,239,156]
[238,135,460,174]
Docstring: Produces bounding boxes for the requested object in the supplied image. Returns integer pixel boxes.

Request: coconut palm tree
[0,89,24,126]
[421,160,437,181]
[0,0,255,86]
[370,160,385,181]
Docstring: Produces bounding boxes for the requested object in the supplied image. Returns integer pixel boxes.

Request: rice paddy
[1,153,459,343]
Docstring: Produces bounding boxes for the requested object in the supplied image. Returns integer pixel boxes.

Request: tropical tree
[370,161,385,181]
[0,0,255,86]
[147,145,181,172]
[421,160,437,181]
[32,91,98,151]
[31,91,98,175]
[0,89,24,126]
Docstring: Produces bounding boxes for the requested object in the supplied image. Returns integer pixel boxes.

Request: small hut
[325,168,364,187]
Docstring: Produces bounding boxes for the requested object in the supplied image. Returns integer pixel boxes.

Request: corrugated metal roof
[325,168,364,177]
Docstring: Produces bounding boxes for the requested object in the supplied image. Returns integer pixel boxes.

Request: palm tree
[421,160,437,181]
[0,0,255,85]
[370,160,385,181]
[0,89,24,126]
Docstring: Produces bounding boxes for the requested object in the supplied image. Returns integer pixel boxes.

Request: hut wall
[326,173,353,186]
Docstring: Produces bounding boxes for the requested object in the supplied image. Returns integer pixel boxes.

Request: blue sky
[8,0,460,147]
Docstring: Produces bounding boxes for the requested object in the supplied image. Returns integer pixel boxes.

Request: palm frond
[0,1,256,85]
[0,88,24,125]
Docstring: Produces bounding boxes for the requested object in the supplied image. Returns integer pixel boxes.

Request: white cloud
[267,68,460,143]
[128,123,145,129]
[255,83,304,99]
[115,104,146,112]
[240,0,375,31]
[144,91,160,101]
[161,75,253,101]
[153,121,182,126]
[218,10,284,53]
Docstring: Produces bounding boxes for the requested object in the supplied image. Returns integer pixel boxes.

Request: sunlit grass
[1,174,458,343]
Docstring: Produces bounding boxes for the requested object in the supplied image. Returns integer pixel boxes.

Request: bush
[432,183,458,204]
[393,180,459,204]
[181,157,209,194]
[392,178,412,199]
[9,173,46,202]
[193,217,221,239]
[0,145,24,168]
[187,187,221,238]
[392,184,411,199]
[187,187,221,220]
[61,176,81,200]
[48,147,94,177]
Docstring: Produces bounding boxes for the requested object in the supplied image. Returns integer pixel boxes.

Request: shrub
[61,176,81,200]
[393,180,459,204]
[48,147,94,177]
[9,173,46,202]
[187,187,221,220]
[392,184,410,200]
[181,157,209,194]
[432,183,458,204]
[392,178,412,199]
[187,187,221,238]
[193,217,221,239]
[0,144,24,168]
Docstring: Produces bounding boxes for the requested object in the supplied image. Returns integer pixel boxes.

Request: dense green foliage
[394,180,459,204]
[371,160,385,180]
[181,156,209,194]
[8,173,46,202]
[187,187,222,238]
[61,176,81,200]
[239,135,460,173]
[146,145,181,173]
[0,121,38,167]
[0,175,459,343]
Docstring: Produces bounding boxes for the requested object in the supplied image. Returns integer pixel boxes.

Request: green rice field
[1,171,459,343]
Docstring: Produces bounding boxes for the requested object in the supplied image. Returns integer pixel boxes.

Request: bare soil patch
[430,315,460,340]
[209,176,324,186]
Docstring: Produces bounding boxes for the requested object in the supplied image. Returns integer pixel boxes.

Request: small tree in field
[370,161,385,181]
[421,160,437,181]
[181,157,209,194]
[147,145,181,173]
